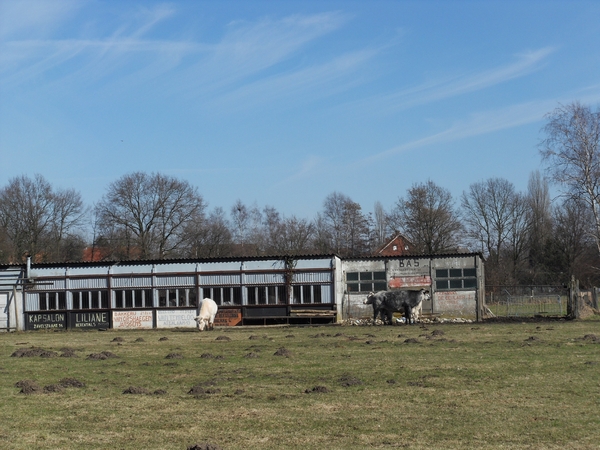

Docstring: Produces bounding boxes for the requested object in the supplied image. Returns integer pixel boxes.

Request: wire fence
[485,285,568,318]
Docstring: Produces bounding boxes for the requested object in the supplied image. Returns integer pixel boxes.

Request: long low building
[0,252,484,331]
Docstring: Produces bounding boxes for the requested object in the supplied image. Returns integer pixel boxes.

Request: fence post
[592,288,599,310]
[568,276,581,319]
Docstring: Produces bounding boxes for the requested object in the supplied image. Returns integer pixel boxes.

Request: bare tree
[0,174,86,262]
[540,102,600,253]
[390,180,463,254]
[461,178,529,284]
[317,192,370,256]
[95,172,206,259]
[524,171,553,283]
[183,206,232,258]
[373,201,388,248]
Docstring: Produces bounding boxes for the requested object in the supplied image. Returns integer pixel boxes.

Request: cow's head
[364,291,375,305]
[194,316,206,331]
[420,289,431,302]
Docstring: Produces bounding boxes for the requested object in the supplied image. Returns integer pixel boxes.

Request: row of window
[346,268,477,292]
[35,284,327,311]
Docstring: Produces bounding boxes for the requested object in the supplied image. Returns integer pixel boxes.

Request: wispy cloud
[352,81,600,170]
[0,6,350,99]
[347,47,556,115]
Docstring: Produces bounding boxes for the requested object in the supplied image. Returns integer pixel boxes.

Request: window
[346,271,387,293]
[114,289,153,308]
[72,291,109,309]
[38,292,66,311]
[435,268,477,290]
[202,286,242,306]
[292,285,324,304]
[157,288,197,307]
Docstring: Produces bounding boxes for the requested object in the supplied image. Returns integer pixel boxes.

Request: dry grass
[1,318,600,449]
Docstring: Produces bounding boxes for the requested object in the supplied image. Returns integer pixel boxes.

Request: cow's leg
[385,310,393,325]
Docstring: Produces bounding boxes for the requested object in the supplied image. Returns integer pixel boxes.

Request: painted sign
[112,310,153,329]
[435,290,476,317]
[389,275,432,289]
[214,308,242,326]
[70,311,110,329]
[26,312,66,330]
[156,309,197,328]
[388,258,430,277]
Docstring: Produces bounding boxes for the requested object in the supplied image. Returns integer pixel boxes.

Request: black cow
[364,289,430,325]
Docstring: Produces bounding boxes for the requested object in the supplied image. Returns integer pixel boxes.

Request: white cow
[194,298,218,331]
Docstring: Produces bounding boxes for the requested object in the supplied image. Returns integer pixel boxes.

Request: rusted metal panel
[214,308,242,326]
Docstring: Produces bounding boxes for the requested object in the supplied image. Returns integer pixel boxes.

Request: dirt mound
[15,380,41,394]
[404,338,420,344]
[431,329,445,336]
[339,375,362,387]
[187,443,222,450]
[60,349,78,358]
[159,337,169,341]
[305,386,330,394]
[188,385,221,396]
[165,353,184,359]
[244,352,259,358]
[581,334,600,342]
[87,351,118,360]
[59,378,85,388]
[11,347,58,358]
[273,347,291,357]
[153,389,167,395]
[215,336,231,341]
[111,337,125,342]
[43,384,64,393]
[122,386,150,395]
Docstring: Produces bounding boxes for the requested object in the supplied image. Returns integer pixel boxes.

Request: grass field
[1,318,600,449]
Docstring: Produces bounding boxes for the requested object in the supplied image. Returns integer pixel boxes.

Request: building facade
[0,252,484,331]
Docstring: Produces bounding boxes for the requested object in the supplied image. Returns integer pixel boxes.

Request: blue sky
[1,0,600,221]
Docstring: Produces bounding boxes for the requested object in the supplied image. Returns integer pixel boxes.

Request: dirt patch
[525,336,540,342]
[273,347,292,357]
[16,380,41,394]
[200,353,214,359]
[244,352,259,358]
[404,338,420,344]
[215,336,231,341]
[305,385,330,394]
[87,351,118,360]
[165,353,184,359]
[431,329,445,336]
[339,375,362,387]
[123,386,150,395]
[11,347,59,358]
[59,377,85,388]
[159,337,169,341]
[43,384,64,393]
[188,385,221,396]
[580,334,600,343]
[111,337,125,342]
[153,389,167,395]
[187,443,222,450]
[60,349,78,358]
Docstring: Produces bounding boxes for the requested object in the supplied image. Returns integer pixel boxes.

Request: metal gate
[485,285,568,318]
